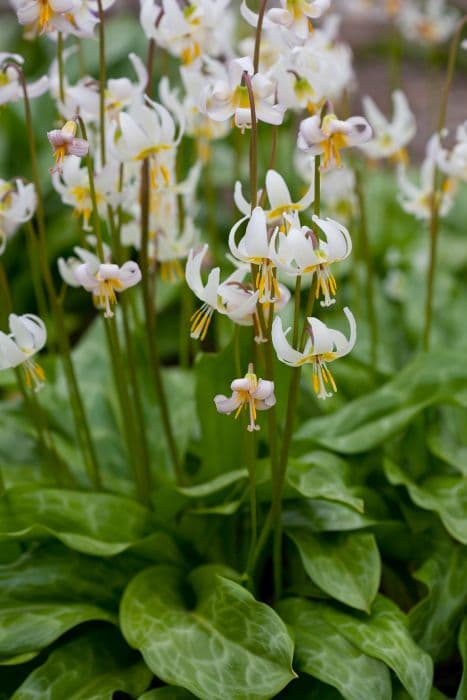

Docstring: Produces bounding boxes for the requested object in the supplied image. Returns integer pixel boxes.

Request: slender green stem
[140,159,183,484]
[245,428,258,581]
[253,0,269,74]
[243,72,258,209]
[423,16,467,351]
[26,221,48,321]
[354,167,377,375]
[96,0,107,167]
[146,38,156,98]
[57,32,65,105]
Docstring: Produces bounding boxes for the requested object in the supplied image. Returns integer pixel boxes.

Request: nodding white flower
[0,313,47,391]
[298,113,372,169]
[229,207,280,303]
[66,53,148,123]
[57,237,112,287]
[185,244,259,340]
[198,56,286,132]
[396,0,458,46]
[113,95,184,188]
[234,170,314,228]
[272,307,356,399]
[73,261,142,318]
[397,134,457,220]
[0,53,48,105]
[241,0,330,42]
[10,0,74,33]
[47,120,89,175]
[0,178,36,255]
[271,215,352,306]
[214,363,276,432]
[360,90,416,162]
[140,0,233,64]
[437,121,467,182]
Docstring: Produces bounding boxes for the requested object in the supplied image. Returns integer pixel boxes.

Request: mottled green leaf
[121,564,296,700]
[177,469,248,498]
[0,487,153,555]
[11,629,151,699]
[409,538,467,659]
[283,500,376,533]
[277,598,391,700]
[322,596,433,700]
[384,460,467,544]
[287,453,364,512]
[286,530,380,611]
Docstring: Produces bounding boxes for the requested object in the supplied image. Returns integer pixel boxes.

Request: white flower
[57,238,112,287]
[10,0,74,33]
[0,313,47,391]
[214,363,276,432]
[73,260,142,318]
[437,121,467,182]
[298,112,372,169]
[0,52,48,105]
[47,120,89,174]
[272,307,356,399]
[198,56,286,132]
[234,169,314,227]
[396,0,459,46]
[0,179,36,254]
[271,215,352,306]
[185,244,259,340]
[229,207,279,303]
[241,0,331,42]
[397,134,457,220]
[360,90,416,162]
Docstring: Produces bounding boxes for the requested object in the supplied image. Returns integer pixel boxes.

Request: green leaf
[321,595,433,700]
[0,487,154,555]
[121,564,296,700]
[11,629,152,699]
[409,538,467,660]
[286,530,380,611]
[283,500,376,533]
[138,689,196,699]
[177,469,248,498]
[384,460,467,544]
[287,453,364,512]
[277,598,391,700]
[456,617,467,700]
[294,351,467,453]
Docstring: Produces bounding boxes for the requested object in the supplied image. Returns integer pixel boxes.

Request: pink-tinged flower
[298,113,372,169]
[214,364,276,432]
[47,121,89,174]
[10,0,74,34]
[73,261,142,318]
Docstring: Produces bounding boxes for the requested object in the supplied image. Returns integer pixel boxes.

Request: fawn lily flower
[47,120,89,175]
[234,169,314,228]
[396,0,458,46]
[0,314,47,391]
[360,90,416,162]
[57,238,112,287]
[73,261,142,318]
[271,215,352,306]
[241,0,331,41]
[186,245,259,340]
[272,307,356,399]
[437,121,467,182]
[214,363,276,432]
[0,53,49,105]
[0,179,36,254]
[198,56,286,132]
[229,207,280,303]
[397,134,456,220]
[222,278,291,342]
[10,0,74,33]
[298,113,372,169]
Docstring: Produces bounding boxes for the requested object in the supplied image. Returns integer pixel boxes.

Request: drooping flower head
[0,313,47,391]
[47,120,89,174]
[0,178,36,254]
[214,363,276,432]
[298,112,372,169]
[360,90,416,163]
[73,260,142,318]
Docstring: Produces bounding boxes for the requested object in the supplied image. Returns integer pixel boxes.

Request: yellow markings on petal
[38,0,51,29]
[267,202,301,221]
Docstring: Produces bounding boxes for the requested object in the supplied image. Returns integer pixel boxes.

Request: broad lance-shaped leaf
[121,564,296,700]
[287,452,364,513]
[286,530,380,612]
[294,351,467,453]
[321,595,433,700]
[0,487,154,556]
[457,617,467,700]
[277,598,391,700]
[409,537,467,660]
[384,460,467,545]
[11,629,152,700]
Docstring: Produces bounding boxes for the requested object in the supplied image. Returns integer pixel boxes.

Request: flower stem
[57,32,65,106]
[245,428,258,582]
[96,0,107,167]
[253,0,269,74]
[354,167,377,375]
[423,16,467,351]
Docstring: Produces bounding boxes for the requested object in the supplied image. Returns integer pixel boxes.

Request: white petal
[272,316,304,366]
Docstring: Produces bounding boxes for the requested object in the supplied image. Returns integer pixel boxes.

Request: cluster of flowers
[1,0,466,428]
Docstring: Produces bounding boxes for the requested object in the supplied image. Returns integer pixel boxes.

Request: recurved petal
[214,392,242,415]
[266,170,292,210]
[272,316,304,366]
